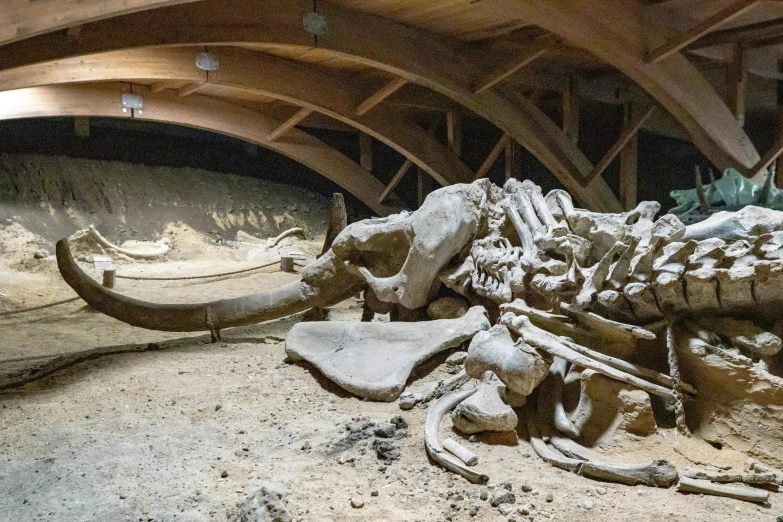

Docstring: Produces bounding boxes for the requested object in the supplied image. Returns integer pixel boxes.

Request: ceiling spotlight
[121,93,143,114]
[196,51,219,71]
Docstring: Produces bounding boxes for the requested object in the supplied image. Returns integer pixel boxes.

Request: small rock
[300,442,311,451]
[373,439,400,460]
[390,416,408,429]
[545,493,553,503]
[581,498,594,510]
[33,250,48,259]
[498,504,513,516]
[215,404,223,411]
[518,504,531,516]
[221,470,229,478]
[370,490,379,497]
[147,343,161,350]
[469,506,478,517]
[239,485,291,522]
[350,498,365,509]
[490,489,515,507]
[520,485,532,493]
[373,422,396,438]
[596,487,607,495]
[479,490,489,501]
[501,483,513,491]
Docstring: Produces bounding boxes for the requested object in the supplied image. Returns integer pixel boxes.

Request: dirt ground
[0,156,781,522]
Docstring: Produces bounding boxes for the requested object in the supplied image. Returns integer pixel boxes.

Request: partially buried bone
[696,316,782,357]
[464,324,551,397]
[398,369,470,410]
[442,438,478,466]
[286,307,489,401]
[451,371,518,434]
[424,389,489,484]
[677,476,769,503]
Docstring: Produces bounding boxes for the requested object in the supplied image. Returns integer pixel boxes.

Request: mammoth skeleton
[56,178,783,497]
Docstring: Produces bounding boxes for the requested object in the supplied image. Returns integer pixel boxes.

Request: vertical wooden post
[417,168,434,207]
[359,133,373,171]
[504,139,521,181]
[102,269,116,289]
[446,109,462,157]
[776,61,783,188]
[563,74,580,144]
[726,42,747,127]
[619,101,639,210]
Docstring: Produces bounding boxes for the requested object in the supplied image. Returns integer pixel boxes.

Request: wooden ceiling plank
[267,107,313,141]
[355,76,408,116]
[688,17,783,49]
[645,0,760,63]
[473,47,546,94]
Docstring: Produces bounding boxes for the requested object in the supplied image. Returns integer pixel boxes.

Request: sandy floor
[1,243,781,522]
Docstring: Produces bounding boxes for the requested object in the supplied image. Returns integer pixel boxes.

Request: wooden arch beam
[0,46,472,187]
[0,0,620,212]
[494,0,760,177]
[0,83,399,215]
[0,0,202,46]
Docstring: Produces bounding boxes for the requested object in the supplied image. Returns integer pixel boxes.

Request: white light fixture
[121,93,143,114]
[196,51,219,71]
[302,12,327,36]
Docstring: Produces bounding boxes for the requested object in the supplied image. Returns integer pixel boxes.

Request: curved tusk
[88,225,169,258]
[56,238,361,332]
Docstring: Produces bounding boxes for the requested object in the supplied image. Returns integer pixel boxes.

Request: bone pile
[56,178,783,503]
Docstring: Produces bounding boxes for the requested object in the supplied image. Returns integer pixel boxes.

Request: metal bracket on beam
[121,93,143,115]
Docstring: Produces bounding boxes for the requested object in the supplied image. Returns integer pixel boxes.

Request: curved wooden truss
[498,0,761,175]
[0,46,472,188]
[0,83,399,215]
[0,0,621,212]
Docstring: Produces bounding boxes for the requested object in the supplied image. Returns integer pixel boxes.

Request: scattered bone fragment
[442,437,478,466]
[452,371,518,434]
[682,468,777,485]
[465,324,551,397]
[677,476,769,503]
[424,389,489,484]
[445,351,468,368]
[398,369,471,410]
[286,306,489,401]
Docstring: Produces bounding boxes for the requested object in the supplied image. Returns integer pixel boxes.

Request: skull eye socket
[348,228,412,278]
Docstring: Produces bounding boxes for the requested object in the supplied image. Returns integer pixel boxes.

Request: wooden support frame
[726,43,747,126]
[267,107,313,141]
[355,77,407,116]
[505,139,521,181]
[645,0,760,63]
[360,133,373,171]
[475,133,511,180]
[583,104,656,186]
[0,46,472,187]
[177,82,205,97]
[752,140,783,178]
[562,74,580,144]
[0,83,398,215]
[619,101,639,210]
[446,109,462,157]
[378,159,413,204]
[0,0,621,211]
[502,0,759,181]
[473,47,546,94]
